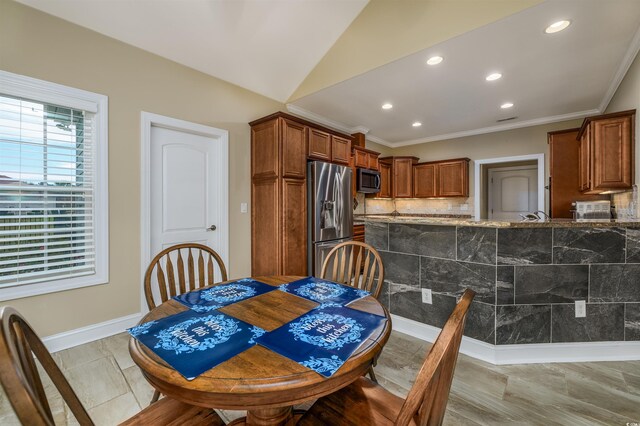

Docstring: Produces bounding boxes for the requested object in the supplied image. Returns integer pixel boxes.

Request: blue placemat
[173,278,276,312]
[278,277,369,306]
[257,306,387,377]
[128,309,265,380]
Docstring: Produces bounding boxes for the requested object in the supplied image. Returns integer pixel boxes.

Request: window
[0,71,108,300]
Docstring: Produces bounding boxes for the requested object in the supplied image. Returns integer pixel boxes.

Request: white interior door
[150,125,227,256]
[488,167,537,220]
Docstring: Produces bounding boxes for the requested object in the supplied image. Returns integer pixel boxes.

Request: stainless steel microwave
[357,168,381,193]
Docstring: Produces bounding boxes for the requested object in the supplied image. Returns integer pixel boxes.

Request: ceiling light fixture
[412,122,422,127]
[486,73,502,81]
[545,20,571,34]
[426,56,443,66]
[382,103,393,110]
[501,102,514,109]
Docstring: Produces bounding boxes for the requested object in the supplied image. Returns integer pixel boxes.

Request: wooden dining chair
[144,243,228,310]
[144,243,228,403]
[298,288,476,426]
[320,241,384,298]
[321,240,385,382]
[0,306,225,426]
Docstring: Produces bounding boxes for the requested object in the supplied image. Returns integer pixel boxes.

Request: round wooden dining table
[129,275,392,426]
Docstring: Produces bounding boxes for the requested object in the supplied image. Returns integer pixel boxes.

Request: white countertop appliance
[573,200,611,220]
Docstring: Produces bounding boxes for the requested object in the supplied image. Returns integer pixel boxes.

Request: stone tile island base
[364,217,640,362]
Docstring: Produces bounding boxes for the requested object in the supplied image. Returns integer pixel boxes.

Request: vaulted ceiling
[15,0,640,146]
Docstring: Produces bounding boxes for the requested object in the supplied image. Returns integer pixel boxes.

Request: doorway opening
[474,154,545,220]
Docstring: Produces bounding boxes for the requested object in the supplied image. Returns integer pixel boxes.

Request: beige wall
[0,1,282,336]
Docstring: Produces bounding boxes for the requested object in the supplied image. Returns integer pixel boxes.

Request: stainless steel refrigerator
[308,161,353,277]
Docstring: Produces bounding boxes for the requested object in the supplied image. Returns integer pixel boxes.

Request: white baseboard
[42,313,142,353]
[391,314,640,365]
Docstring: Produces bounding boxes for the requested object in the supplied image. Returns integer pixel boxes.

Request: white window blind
[0,95,97,288]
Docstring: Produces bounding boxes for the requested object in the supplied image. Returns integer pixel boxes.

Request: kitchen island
[360,215,640,347]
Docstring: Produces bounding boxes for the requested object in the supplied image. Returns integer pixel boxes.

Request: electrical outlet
[240,202,248,213]
[460,203,469,211]
[575,300,586,318]
[421,288,432,304]
[447,203,453,211]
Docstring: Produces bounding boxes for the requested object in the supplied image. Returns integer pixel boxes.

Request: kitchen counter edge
[358,215,640,228]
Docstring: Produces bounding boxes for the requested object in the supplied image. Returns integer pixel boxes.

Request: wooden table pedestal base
[227,408,306,426]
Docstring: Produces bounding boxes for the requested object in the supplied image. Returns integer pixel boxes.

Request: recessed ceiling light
[501,102,514,109]
[545,20,571,34]
[412,122,422,127]
[486,73,502,81]
[381,103,393,110]
[426,56,443,66]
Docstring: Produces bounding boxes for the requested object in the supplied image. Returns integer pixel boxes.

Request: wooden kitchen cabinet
[578,110,635,193]
[378,159,392,198]
[250,112,355,276]
[413,158,469,198]
[549,128,608,218]
[413,162,437,197]
[250,114,307,276]
[331,135,351,165]
[308,129,352,164]
[380,157,418,198]
[579,126,591,192]
[352,146,380,170]
[438,159,470,197]
[308,128,331,162]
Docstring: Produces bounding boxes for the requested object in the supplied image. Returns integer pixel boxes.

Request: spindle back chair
[320,241,384,299]
[298,288,476,426]
[144,243,228,310]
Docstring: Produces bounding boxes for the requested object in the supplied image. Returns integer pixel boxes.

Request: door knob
[207,225,217,231]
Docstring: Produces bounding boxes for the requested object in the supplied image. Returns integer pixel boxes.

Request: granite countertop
[357,214,640,228]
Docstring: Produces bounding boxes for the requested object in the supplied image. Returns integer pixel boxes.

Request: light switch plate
[421,288,432,304]
[240,202,248,213]
[575,300,586,318]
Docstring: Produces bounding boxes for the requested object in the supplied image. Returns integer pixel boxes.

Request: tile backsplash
[364,197,473,216]
[612,185,638,219]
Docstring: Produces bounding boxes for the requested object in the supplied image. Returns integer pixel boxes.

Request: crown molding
[286,104,598,148]
[388,109,600,147]
[598,24,640,113]
[285,104,357,135]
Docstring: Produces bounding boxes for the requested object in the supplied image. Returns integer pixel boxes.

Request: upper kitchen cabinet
[578,110,635,193]
[413,162,437,198]
[308,128,331,162]
[438,158,470,197]
[307,128,351,165]
[377,158,392,198]
[352,146,380,170]
[331,135,351,165]
[413,158,470,198]
[380,156,419,198]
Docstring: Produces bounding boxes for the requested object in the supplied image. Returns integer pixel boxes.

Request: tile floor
[0,331,639,425]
